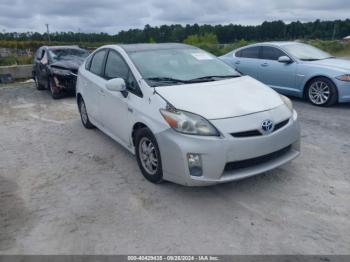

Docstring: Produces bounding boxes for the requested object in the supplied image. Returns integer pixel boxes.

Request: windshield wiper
[145,75,240,86]
[320,56,336,60]
[145,77,187,84]
[300,58,321,61]
[187,75,240,83]
[301,57,336,61]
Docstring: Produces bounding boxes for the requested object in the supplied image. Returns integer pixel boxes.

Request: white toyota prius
[76,43,300,186]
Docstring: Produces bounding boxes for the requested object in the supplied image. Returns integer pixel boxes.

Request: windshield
[283,43,333,61]
[128,48,240,86]
[49,48,89,63]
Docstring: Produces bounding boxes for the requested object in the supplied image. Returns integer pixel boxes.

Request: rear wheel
[135,128,163,184]
[306,77,337,107]
[78,97,95,129]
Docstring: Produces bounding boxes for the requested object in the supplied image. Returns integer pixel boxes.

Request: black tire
[135,127,163,184]
[48,78,62,99]
[34,75,45,90]
[306,77,338,107]
[78,97,95,129]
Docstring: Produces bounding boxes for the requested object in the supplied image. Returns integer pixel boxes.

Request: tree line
[1,19,350,44]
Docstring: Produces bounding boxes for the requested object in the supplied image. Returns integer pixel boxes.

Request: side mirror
[106,78,126,92]
[278,56,292,63]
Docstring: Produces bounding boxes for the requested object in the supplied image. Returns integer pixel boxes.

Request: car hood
[50,58,85,71]
[155,76,284,119]
[306,58,350,72]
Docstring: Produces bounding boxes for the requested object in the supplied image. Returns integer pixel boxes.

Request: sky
[0,0,349,34]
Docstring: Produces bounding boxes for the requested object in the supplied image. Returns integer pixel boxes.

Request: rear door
[258,46,297,95]
[82,49,108,124]
[233,46,261,79]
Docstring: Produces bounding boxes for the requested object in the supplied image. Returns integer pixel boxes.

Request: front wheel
[306,77,338,107]
[48,78,62,99]
[135,128,163,184]
[34,75,45,90]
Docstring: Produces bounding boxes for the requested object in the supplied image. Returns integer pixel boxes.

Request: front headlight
[280,94,293,112]
[280,95,293,111]
[51,67,71,76]
[160,108,220,136]
[336,74,350,82]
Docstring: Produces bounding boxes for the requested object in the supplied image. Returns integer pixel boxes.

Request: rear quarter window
[35,48,44,60]
[85,55,93,70]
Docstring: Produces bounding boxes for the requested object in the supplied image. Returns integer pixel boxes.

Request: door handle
[128,107,133,113]
[261,63,268,67]
[99,89,105,94]
[235,61,241,65]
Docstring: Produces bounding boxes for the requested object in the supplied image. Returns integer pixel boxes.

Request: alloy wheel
[80,100,88,125]
[308,81,330,105]
[49,80,55,94]
[138,137,158,175]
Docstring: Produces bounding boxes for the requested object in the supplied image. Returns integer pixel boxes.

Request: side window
[105,51,129,79]
[240,47,260,59]
[90,50,107,76]
[261,46,286,61]
[104,50,142,97]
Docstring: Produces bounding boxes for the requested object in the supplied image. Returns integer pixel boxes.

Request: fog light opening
[187,153,203,177]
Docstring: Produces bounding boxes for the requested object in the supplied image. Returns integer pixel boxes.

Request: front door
[258,46,297,96]
[99,50,135,146]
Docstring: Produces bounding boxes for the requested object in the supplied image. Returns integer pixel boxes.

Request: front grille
[55,74,77,90]
[231,130,262,138]
[274,119,289,132]
[231,118,290,138]
[224,145,292,172]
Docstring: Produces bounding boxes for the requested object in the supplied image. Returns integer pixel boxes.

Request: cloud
[0,0,349,33]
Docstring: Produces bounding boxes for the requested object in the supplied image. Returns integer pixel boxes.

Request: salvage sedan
[220,42,350,106]
[76,43,300,186]
[32,46,89,99]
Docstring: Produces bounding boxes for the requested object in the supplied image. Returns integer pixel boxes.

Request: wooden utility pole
[46,24,51,43]
[332,23,337,40]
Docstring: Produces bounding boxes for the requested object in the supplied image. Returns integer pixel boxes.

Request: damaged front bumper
[51,69,78,92]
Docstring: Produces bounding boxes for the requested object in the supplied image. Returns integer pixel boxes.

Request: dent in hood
[155,76,283,120]
[50,58,84,71]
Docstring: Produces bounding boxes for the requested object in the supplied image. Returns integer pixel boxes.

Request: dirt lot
[0,83,349,255]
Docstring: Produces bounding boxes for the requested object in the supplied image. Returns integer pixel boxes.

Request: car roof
[42,45,85,50]
[118,43,196,53]
[243,41,302,48]
[261,41,302,47]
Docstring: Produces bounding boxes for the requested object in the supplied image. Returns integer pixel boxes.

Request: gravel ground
[0,83,349,255]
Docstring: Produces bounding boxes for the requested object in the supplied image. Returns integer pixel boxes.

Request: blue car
[220,42,350,106]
